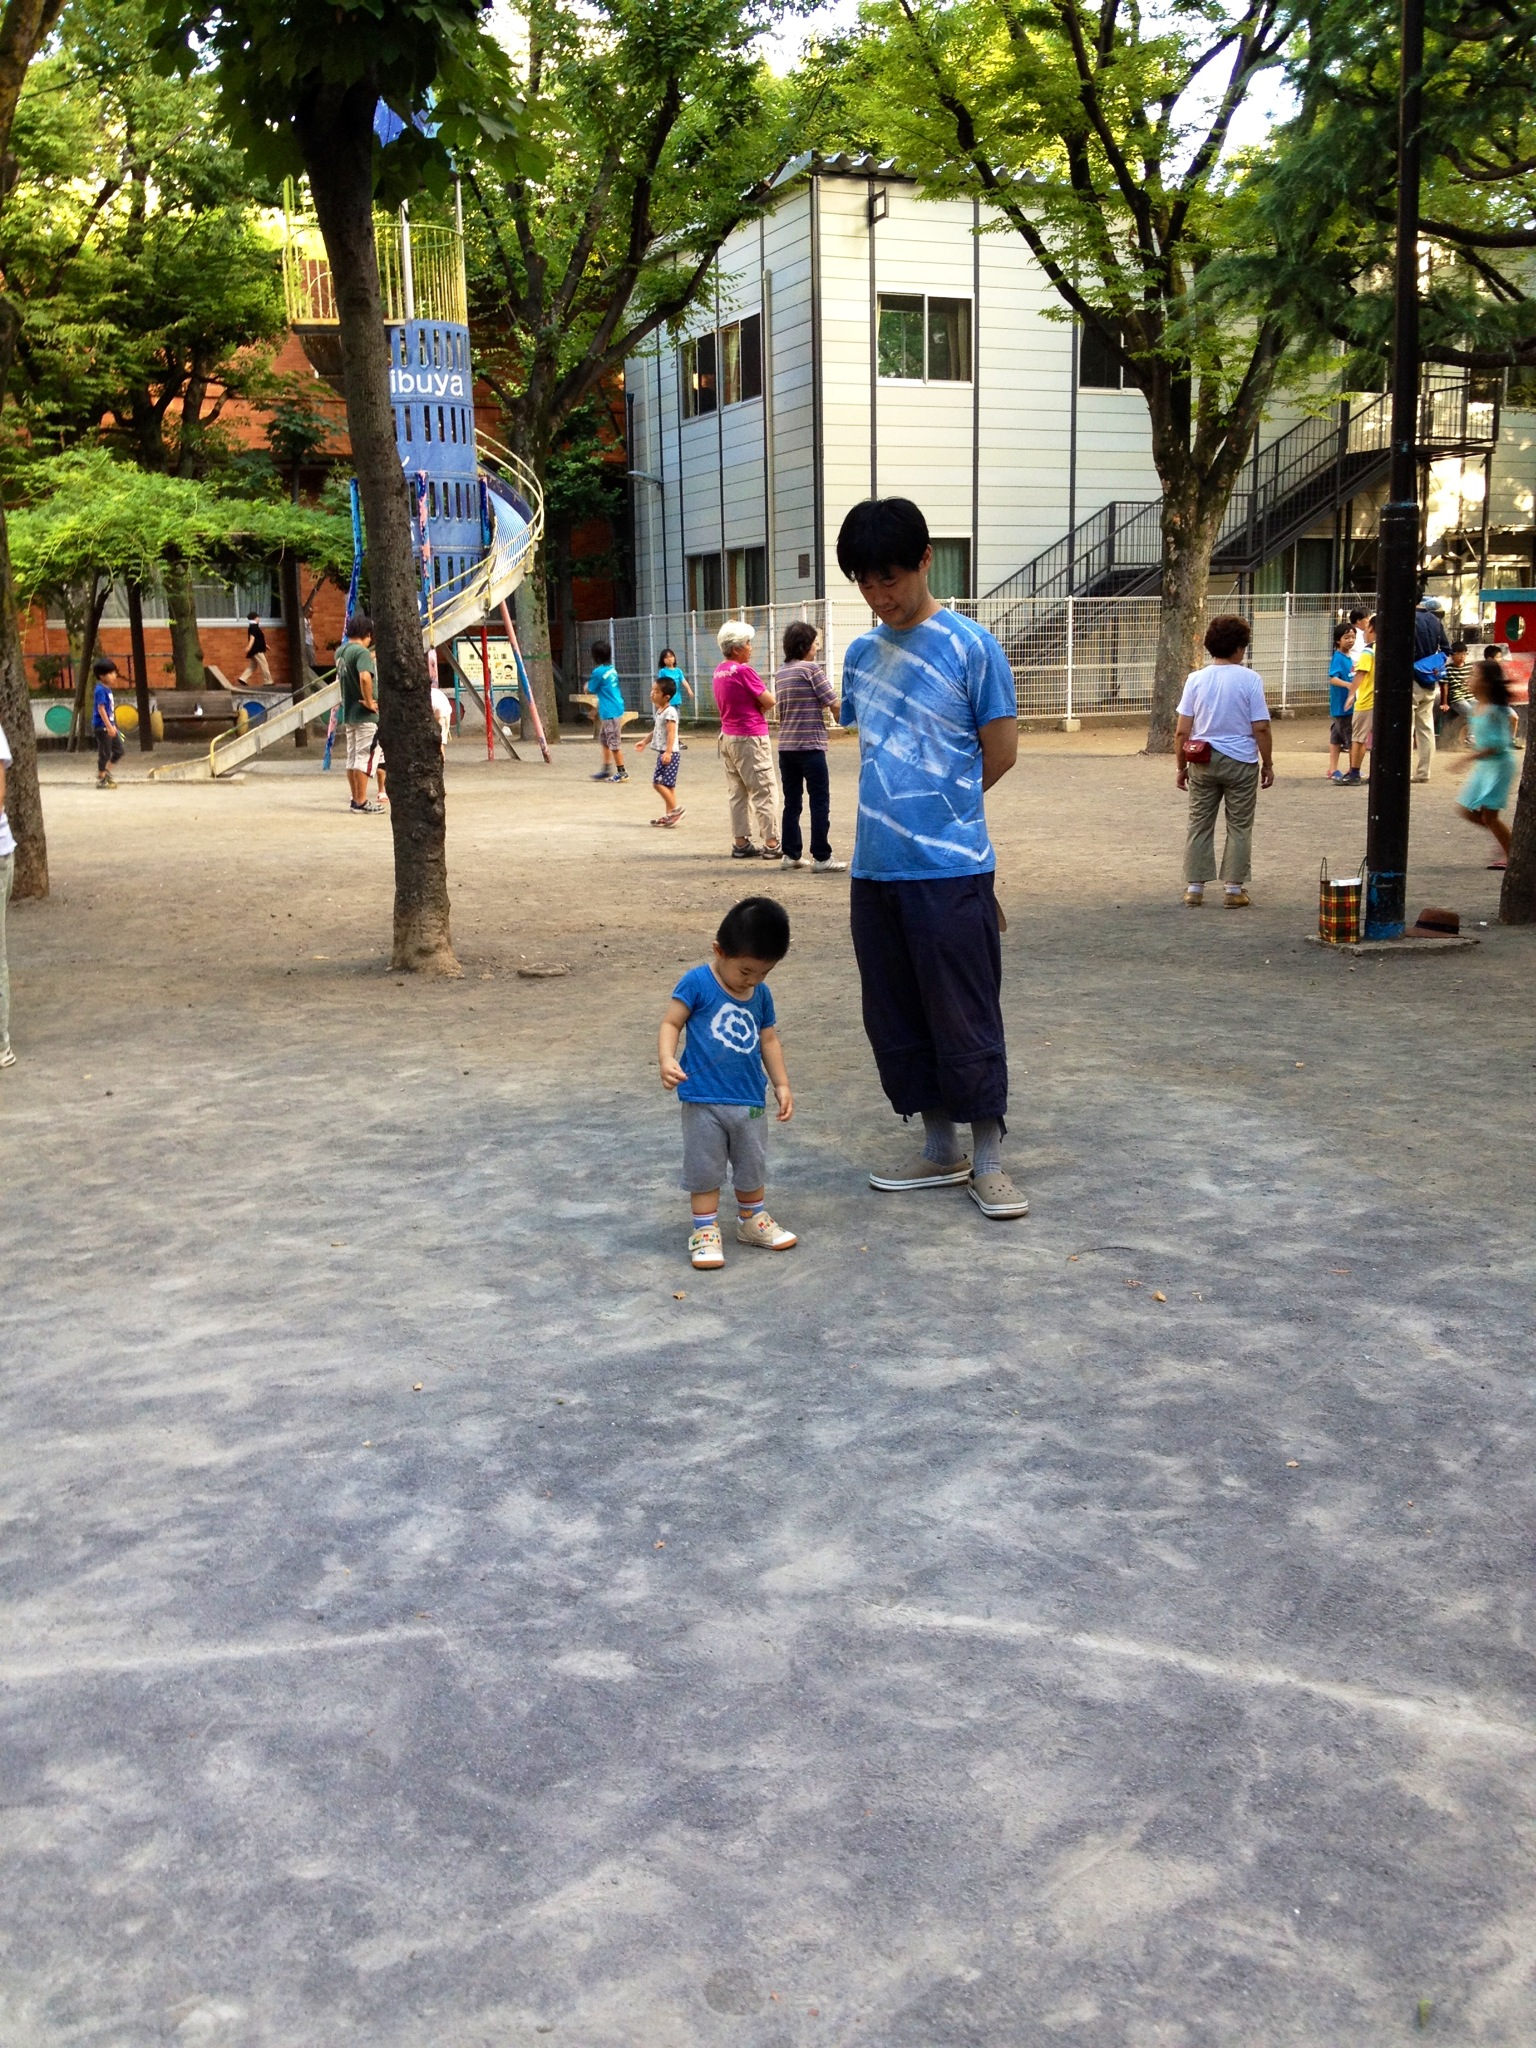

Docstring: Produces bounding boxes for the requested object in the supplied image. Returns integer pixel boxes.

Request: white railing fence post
[1062,596,1078,730]
[1280,592,1292,717]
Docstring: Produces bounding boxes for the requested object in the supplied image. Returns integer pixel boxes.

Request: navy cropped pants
[849,872,1008,1126]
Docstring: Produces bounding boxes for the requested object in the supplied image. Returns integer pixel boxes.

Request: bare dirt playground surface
[3,721,1535,2046]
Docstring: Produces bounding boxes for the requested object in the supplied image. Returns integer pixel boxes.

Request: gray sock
[921,1109,961,1165]
[971,1119,1003,1176]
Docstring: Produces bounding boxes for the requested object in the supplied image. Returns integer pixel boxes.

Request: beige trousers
[720,733,779,848]
[1412,685,1437,779]
[1185,751,1260,884]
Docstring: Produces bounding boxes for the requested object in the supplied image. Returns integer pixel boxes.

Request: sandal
[663,808,686,826]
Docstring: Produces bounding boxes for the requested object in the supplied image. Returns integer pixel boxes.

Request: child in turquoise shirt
[588,637,628,782]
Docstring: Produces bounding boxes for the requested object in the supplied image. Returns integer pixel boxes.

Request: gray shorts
[680,1100,768,1193]
[599,716,622,750]
[345,720,378,770]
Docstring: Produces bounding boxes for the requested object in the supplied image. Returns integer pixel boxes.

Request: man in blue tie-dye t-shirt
[836,497,1027,1221]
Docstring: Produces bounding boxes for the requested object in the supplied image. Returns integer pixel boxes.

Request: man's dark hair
[836,497,930,580]
[1332,620,1355,648]
[783,619,818,661]
[716,895,790,962]
[1204,614,1252,661]
[346,612,373,640]
[591,637,612,663]
[92,656,118,678]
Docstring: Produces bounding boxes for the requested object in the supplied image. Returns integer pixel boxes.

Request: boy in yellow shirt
[1343,614,1375,785]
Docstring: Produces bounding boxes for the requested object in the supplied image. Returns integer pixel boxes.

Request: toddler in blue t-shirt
[587,635,628,782]
[1327,621,1357,781]
[658,896,797,1269]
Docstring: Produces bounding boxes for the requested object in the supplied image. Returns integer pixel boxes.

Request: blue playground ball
[495,694,521,721]
[243,700,267,725]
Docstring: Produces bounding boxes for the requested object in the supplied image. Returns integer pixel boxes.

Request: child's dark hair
[650,675,671,695]
[346,612,373,639]
[783,619,818,661]
[1484,643,1502,661]
[1349,607,1370,625]
[1332,620,1355,648]
[1451,640,1467,656]
[92,655,118,677]
[1475,659,1512,706]
[836,497,929,580]
[591,637,612,663]
[1204,614,1252,661]
[659,647,675,664]
[717,895,790,962]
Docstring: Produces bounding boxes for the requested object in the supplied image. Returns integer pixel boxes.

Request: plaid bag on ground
[1318,857,1363,945]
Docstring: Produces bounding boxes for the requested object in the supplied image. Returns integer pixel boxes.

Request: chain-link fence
[591,592,1370,727]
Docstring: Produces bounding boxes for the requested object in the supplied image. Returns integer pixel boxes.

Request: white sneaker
[782,856,810,869]
[813,858,848,872]
[0,1046,15,1070]
[736,1209,798,1250]
[689,1223,725,1269]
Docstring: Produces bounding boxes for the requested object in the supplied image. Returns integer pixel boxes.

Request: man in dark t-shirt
[336,615,382,813]
[239,611,273,686]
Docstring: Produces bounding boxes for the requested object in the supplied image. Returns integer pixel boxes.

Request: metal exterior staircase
[982,377,1498,648]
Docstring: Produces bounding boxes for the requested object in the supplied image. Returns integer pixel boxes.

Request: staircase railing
[984,372,1497,608]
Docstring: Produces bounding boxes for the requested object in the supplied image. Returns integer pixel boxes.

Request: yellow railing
[284,216,467,328]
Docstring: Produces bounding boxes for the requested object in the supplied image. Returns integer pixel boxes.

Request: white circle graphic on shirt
[710,1003,759,1055]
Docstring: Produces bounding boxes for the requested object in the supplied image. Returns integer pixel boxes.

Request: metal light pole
[1365,0,1425,938]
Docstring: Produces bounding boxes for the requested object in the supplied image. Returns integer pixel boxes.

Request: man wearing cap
[1412,596,1451,783]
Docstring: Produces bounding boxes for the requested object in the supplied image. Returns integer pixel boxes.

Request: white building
[626,153,1532,624]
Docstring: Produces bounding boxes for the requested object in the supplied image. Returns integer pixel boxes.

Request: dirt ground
[4,719,1535,2047]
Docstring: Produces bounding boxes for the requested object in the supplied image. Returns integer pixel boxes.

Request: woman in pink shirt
[713,620,781,859]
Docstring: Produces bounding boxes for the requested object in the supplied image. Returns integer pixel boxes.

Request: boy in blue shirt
[92,657,125,789]
[588,637,628,782]
[658,895,796,1269]
[1327,620,1356,782]
[836,497,1026,1220]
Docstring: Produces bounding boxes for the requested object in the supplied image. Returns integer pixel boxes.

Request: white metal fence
[592,592,1372,726]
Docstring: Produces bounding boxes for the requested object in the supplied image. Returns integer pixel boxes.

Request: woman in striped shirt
[775,621,847,871]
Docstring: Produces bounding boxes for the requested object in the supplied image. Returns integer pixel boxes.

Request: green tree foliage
[827,0,1340,744]
[149,0,538,974]
[0,0,71,898]
[462,0,816,729]
[1265,0,1536,379]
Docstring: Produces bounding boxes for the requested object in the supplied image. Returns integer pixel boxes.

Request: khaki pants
[239,652,274,686]
[0,850,12,1052]
[1412,685,1437,779]
[720,733,779,848]
[1185,751,1260,885]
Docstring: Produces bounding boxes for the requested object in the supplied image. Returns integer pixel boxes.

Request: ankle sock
[737,1198,765,1218]
[921,1109,961,1165]
[1224,882,1243,895]
[692,1210,718,1231]
[971,1119,1004,1177]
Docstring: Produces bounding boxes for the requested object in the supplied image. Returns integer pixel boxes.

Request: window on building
[928,539,972,602]
[682,331,718,418]
[878,295,925,379]
[687,314,763,414]
[1078,322,1124,389]
[727,546,767,609]
[688,552,724,611]
[878,295,971,382]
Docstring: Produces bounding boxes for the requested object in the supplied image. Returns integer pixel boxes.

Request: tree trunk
[127,578,152,752]
[66,578,108,750]
[281,550,308,748]
[164,560,207,692]
[1146,483,1223,754]
[513,549,560,741]
[298,83,458,975]
[1499,725,1536,923]
[0,506,47,896]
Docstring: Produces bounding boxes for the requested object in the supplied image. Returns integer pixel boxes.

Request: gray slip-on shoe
[968,1170,1029,1219]
[869,1156,972,1192]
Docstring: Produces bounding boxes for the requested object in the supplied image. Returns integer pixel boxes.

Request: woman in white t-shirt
[1174,615,1274,908]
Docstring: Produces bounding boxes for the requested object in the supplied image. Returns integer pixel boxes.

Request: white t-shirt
[651,702,678,753]
[1177,662,1271,764]
[0,726,13,859]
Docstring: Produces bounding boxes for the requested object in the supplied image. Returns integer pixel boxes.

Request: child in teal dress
[1452,660,1517,868]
